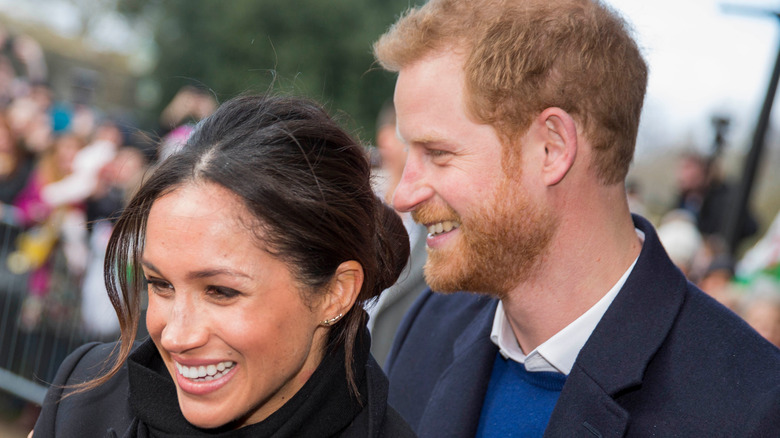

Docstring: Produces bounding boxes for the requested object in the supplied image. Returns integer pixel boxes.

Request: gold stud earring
[321,313,343,326]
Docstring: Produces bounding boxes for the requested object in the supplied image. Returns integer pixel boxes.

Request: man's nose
[392,151,434,213]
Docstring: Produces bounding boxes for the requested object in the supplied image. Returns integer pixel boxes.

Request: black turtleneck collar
[126,329,370,437]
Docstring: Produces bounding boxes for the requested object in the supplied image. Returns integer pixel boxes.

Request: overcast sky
[608,0,780,157]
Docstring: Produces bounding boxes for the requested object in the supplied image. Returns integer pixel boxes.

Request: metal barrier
[0,220,97,405]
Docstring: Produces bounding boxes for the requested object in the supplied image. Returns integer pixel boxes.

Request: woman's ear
[537,107,578,186]
[319,260,363,326]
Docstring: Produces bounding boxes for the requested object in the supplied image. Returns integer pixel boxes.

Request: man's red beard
[413,177,556,298]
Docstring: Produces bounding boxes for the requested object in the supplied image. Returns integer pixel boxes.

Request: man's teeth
[427,221,460,236]
[176,361,235,381]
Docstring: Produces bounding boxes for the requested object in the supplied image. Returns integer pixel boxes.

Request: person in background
[32,94,415,437]
[366,101,429,367]
[373,0,780,436]
[40,119,122,209]
[737,208,780,284]
[656,209,703,279]
[8,95,53,156]
[735,209,780,346]
[674,151,758,248]
[697,254,740,311]
[625,179,647,217]
[0,112,33,215]
[0,29,48,106]
[157,85,217,161]
[9,132,86,329]
[80,145,149,340]
[740,280,780,348]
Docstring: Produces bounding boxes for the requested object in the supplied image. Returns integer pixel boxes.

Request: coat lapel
[417,299,499,438]
[544,370,629,437]
[545,215,687,437]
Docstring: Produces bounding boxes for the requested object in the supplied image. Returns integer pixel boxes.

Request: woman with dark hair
[0,112,33,208]
[31,94,415,437]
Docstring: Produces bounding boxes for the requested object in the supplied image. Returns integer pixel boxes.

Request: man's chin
[423,251,464,293]
[423,253,505,297]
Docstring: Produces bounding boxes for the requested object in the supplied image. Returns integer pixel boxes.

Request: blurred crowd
[0,28,215,342]
[631,151,780,348]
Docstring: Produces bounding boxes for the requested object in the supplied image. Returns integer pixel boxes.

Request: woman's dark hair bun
[371,197,410,296]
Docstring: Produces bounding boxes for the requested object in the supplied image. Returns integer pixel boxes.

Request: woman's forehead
[152,182,246,219]
[145,182,259,249]
[143,182,284,276]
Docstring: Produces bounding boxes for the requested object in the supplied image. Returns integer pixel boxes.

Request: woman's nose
[159,296,208,353]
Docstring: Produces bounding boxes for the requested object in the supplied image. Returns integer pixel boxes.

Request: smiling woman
[30,95,415,437]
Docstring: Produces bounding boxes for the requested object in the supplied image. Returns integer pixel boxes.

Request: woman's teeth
[176,361,235,381]
[427,220,460,236]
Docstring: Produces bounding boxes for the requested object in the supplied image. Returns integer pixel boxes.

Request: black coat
[34,332,415,437]
[386,215,780,437]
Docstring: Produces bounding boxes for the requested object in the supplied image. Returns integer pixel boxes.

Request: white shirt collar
[490,230,644,374]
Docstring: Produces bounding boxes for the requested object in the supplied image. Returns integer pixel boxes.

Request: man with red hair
[374,0,780,436]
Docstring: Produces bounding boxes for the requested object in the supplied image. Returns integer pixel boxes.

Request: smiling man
[374,0,780,436]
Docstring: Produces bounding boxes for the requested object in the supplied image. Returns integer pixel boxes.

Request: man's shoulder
[675,284,780,373]
[386,290,499,433]
[393,289,497,348]
[618,283,780,434]
[386,289,497,372]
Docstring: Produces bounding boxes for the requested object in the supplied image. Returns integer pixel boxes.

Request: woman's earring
[321,313,343,326]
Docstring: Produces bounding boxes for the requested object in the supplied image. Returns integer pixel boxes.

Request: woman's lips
[174,360,238,396]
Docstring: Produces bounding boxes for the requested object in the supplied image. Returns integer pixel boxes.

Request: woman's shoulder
[379,406,417,437]
[339,354,416,437]
[33,341,138,437]
[55,341,143,386]
[66,341,118,370]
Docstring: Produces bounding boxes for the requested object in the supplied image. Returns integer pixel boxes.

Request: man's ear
[537,107,578,186]
[320,260,363,325]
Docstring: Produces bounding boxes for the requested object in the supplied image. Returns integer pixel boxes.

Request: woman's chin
[176,395,236,430]
[181,409,232,430]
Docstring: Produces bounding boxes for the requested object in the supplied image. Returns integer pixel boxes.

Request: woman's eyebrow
[140,260,160,274]
[186,268,250,280]
[141,260,250,280]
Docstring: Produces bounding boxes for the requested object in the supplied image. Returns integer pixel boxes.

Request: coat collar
[574,214,686,394]
[545,214,688,437]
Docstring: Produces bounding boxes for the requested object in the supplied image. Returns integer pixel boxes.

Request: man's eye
[428,149,449,158]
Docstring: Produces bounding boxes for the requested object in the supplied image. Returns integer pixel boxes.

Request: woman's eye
[207,286,241,300]
[144,277,173,294]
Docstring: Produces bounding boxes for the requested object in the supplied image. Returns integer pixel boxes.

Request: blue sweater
[476,352,567,437]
